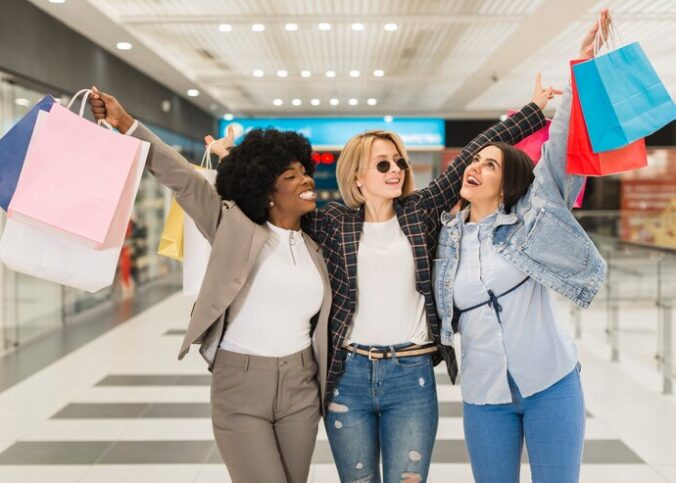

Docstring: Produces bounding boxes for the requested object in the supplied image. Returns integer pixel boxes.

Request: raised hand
[89,86,135,133]
[580,9,611,60]
[532,73,563,111]
[204,124,236,160]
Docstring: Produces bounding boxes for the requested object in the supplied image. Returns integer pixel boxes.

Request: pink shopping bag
[508,109,586,208]
[8,90,141,249]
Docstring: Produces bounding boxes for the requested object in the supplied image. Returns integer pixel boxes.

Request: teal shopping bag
[573,42,676,153]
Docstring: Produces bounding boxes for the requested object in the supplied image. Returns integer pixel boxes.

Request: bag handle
[200,141,215,170]
[593,17,623,57]
[66,89,112,129]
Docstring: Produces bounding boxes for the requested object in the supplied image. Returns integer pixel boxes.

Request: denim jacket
[433,86,608,345]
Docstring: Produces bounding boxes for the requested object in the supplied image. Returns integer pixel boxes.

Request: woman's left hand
[205,124,236,160]
[531,73,563,111]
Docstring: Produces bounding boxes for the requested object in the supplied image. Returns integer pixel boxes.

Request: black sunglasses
[372,158,410,173]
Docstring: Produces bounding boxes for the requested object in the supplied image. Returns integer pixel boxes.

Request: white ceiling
[28,0,676,119]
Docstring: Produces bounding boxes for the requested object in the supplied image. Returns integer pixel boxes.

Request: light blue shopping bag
[573,42,676,153]
[0,95,55,210]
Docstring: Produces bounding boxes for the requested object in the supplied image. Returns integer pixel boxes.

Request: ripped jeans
[324,344,439,483]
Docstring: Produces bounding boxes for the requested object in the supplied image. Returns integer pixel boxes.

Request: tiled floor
[0,292,674,482]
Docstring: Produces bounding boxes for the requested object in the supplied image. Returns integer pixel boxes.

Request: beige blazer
[133,123,332,409]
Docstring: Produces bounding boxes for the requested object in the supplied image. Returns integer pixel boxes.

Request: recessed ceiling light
[301,70,312,78]
[218,24,232,32]
[349,70,360,78]
[311,98,321,106]
[373,69,385,77]
[367,98,377,106]
[348,98,359,106]
[253,69,264,77]
[116,42,132,51]
[14,98,31,107]
[325,70,336,78]
[318,23,332,31]
[292,98,302,106]
[384,115,394,122]
[329,98,340,106]
[285,23,298,31]
[384,23,398,31]
[352,23,365,31]
[277,70,288,78]
[186,89,199,97]
[49,0,66,3]
[252,23,266,32]
[223,113,234,121]
[273,99,283,106]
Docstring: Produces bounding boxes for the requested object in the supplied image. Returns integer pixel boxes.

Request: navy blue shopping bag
[0,95,55,210]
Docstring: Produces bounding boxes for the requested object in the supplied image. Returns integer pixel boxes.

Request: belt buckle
[368,347,382,361]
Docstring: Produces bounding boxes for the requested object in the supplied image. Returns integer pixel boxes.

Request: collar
[266,221,303,242]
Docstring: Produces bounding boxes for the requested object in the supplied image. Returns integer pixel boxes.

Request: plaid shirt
[302,103,547,406]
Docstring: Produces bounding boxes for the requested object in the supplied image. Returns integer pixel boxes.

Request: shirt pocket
[520,208,590,279]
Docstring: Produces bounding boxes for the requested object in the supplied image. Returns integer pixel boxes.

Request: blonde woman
[298,84,554,482]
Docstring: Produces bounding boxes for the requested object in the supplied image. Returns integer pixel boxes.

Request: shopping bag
[7,89,142,249]
[0,95,55,211]
[508,110,585,207]
[0,134,149,293]
[157,198,184,261]
[572,22,676,152]
[566,59,647,176]
[182,147,217,296]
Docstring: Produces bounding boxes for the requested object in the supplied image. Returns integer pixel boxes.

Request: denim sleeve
[532,85,586,210]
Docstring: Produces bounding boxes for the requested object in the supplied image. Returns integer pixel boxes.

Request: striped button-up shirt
[302,103,547,407]
[453,210,578,404]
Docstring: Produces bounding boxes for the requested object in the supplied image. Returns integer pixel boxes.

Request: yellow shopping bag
[157,198,184,261]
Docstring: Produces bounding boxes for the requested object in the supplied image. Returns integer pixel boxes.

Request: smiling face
[269,161,316,218]
[356,138,408,203]
[460,145,504,209]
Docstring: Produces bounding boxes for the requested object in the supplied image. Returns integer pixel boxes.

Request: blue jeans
[463,366,585,483]
[324,345,439,483]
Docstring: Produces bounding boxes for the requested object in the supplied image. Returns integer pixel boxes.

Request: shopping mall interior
[0,0,675,481]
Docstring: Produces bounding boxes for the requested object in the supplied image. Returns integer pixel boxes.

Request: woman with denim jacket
[432,11,610,483]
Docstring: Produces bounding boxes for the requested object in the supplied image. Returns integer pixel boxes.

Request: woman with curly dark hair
[89,89,332,483]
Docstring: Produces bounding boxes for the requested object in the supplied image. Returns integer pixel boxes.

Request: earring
[268,201,274,208]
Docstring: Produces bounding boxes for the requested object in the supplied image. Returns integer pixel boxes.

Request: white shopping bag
[182,147,217,296]
[0,120,149,293]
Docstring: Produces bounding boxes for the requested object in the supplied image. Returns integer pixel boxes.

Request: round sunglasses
[371,158,410,173]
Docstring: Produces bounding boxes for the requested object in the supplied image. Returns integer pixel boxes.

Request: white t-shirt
[220,222,324,357]
[347,216,431,346]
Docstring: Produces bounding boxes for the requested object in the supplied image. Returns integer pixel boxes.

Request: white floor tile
[0,465,90,483]
[77,464,203,483]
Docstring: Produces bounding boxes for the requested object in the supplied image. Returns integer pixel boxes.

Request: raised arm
[90,88,224,243]
[531,11,609,210]
[415,91,548,220]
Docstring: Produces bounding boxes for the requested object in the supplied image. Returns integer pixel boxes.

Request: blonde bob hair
[336,130,415,208]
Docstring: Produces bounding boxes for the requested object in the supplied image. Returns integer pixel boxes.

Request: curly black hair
[215,128,314,224]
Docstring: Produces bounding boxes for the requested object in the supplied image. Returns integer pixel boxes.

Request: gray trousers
[211,345,321,483]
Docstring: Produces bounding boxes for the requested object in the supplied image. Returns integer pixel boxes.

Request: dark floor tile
[144,403,211,418]
[51,403,150,419]
[99,441,214,464]
[0,441,112,465]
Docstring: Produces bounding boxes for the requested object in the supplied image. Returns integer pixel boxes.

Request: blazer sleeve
[414,102,547,221]
[132,122,222,243]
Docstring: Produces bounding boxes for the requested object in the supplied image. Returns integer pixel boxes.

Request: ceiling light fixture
[311,99,321,106]
[277,70,288,78]
[252,23,266,32]
[14,98,31,107]
[325,70,336,78]
[292,98,302,106]
[352,23,365,31]
[285,23,298,31]
[373,69,385,77]
[301,70,312,78]
[218,24,232,32]
[273,99,283,106]
[318,23,332,31]
[186,89,200,97]
[253,69,264,77]
[367,98,377,106]
[348,98,359,106]
[329,98,340,106]
[223,113,234,121]
[116,42,132,50]
[384,115,394,122]
[349,70,360,78]
[384,23,398,31]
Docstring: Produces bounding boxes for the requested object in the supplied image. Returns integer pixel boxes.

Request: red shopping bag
[566,59,647,176]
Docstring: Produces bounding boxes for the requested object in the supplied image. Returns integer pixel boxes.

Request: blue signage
[219,117,445,148]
